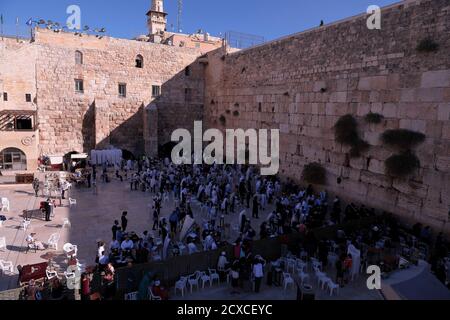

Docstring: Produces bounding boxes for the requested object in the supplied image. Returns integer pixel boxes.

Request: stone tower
[146,0,168,36]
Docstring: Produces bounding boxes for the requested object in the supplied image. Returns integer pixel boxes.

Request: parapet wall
[204,0,450,233]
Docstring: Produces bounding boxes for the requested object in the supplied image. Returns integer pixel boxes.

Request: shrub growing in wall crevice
[381,129,425,152]
[364,112,384,124]
[219,115,226,126]
[334,114,369,158]
[416,38,439,53]
[233,110,240,117]
[302,162,327,185]
[385,151,420,178]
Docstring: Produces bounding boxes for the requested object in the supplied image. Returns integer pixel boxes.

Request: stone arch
[121,149,136,161]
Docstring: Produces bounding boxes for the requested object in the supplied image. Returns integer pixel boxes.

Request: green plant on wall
[385,151,420,178]
[381,129,426,178]
[364,112,384,124]
[219,115,226,126]
[416,38,439,53]
[334,114,369,158]
[381,129,425,152]
[302,162,327,185]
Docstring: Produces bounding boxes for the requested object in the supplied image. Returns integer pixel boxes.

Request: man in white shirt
[252,257,265,293]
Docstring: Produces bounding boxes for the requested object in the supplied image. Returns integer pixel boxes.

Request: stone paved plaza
[0,169,384,300]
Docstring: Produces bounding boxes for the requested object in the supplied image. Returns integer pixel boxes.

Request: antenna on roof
[177,0,183,33]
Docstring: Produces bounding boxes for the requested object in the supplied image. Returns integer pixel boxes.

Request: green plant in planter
[219,115,226,126]
[364,112,384,124]
[416,38,439,53]
[385,151,420,178]
[302,162,327,185]
[381,129,425,151]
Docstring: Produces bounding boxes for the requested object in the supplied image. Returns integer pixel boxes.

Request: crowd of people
[18,155,448,300]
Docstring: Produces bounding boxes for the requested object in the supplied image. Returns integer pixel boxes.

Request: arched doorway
[0,147,27,171]
[159,142,177,159]
[121,149,136,161]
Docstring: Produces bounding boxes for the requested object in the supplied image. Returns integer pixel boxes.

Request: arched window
[0,148,27,171]
[135,55,143,68]
[75,50,83,65]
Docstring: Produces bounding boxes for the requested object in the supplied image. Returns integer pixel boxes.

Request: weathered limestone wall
[34,28,205,156]
[204,0,450,233]
[0,38,39,170]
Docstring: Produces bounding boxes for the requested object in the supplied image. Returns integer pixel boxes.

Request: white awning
[49,156,63,165]
[71,153,88,159]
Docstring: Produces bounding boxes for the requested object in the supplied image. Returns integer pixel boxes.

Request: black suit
[121,216,128,232]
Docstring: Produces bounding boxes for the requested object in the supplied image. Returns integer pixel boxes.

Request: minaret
[147,0,168,36]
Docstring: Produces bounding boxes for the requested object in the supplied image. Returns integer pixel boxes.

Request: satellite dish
[47,20,53,25]
[54,22,60,27]
[99,28,106,33]
[83,25,89,31]
[38,19,46,25]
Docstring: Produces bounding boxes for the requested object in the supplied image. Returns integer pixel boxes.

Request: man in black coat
[121,211,128,232]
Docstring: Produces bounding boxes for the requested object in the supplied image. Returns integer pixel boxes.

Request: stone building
[0,0,449,233]
[0,0,220,171]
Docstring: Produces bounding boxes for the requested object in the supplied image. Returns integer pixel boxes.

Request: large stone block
[421,70,450,88]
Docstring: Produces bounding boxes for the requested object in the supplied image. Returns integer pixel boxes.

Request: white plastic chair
[319,276,331,290]
[47,233,60,250]
[208,268,220,286]
[200,271,211,288]
[63,243,78,258]
[188,271,201,293]
[125,291,138,300]
[69,198,77,207]
[148,287,162,300]
[298,271,309,284]
[21,219,31,231]
[0,237,6,251]
[282,272,294,290]
[0,260,14,274]
[64,271,76,282]
[46,269,59,280]
[63,218,71,228]
[1,198,10,212]
[327,279,339,296]
[286,258,296,273]
[175,277,187,297]
[226,269,232,284]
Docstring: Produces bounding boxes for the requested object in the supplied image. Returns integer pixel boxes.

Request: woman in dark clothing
[336,254,346,287]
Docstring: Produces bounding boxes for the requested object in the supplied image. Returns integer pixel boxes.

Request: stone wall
[204,0,450,233]
[33,28,205,156]
[0,37,40,170]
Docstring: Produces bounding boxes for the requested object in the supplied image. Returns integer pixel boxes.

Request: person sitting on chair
[26,233,45,250]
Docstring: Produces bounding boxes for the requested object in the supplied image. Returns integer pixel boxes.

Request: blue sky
[1,0,399,40]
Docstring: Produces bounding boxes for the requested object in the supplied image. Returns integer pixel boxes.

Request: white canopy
[90,149,122,166]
